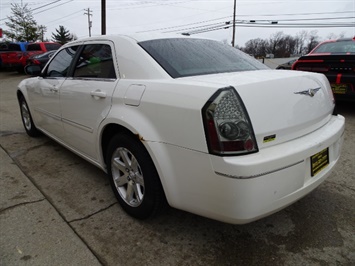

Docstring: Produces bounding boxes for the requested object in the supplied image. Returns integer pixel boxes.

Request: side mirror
[24,65,42,76]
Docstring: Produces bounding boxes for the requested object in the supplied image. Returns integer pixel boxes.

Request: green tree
[3,3,45,42]
[51,25,72,45]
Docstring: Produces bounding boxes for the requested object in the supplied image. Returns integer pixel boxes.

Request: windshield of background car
[312,40,355,54]
[139,38,269,78]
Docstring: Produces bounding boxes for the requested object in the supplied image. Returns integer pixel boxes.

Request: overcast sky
[0,0,354,46]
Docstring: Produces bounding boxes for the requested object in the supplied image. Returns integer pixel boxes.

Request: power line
[137,16,232,33]
[33,0,73,15]
[137,10,355,35]
[0,0,72,21]
[31,0,63,12]
[185,22,355,35]
[44,9,83,26]
[248,16,355,22]
[237,11,355,17]
[164,16,355,34]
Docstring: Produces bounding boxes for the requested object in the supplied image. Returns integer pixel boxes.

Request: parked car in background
[0,42,9,69]
[1,41,61,72]
[18,35,344,224]
[19,42,62,72]
[0,42,27,70]
[292,37,355,102]
[276,58,297,69]
[26,50,57,70]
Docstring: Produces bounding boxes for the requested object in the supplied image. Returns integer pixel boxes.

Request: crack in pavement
[68,202,119,224]
[0,198,46,214]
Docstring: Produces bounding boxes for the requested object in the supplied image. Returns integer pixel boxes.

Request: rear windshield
[139,38,268,78]
[312,40,355,54]
[8,44,21,51]
[45,43,61,51]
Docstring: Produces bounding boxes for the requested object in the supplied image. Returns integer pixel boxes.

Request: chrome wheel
[107,133,166,219]
[21,101,32,131]
[111,147,145,207]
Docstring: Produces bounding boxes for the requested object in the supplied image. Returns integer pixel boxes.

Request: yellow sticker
[263,134,276,143]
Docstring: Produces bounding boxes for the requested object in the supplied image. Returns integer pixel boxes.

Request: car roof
[65,33,208,46]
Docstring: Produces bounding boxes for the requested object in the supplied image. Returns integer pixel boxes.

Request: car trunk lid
[183,70,335,149]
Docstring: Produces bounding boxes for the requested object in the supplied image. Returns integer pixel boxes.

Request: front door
[27,46,79,138]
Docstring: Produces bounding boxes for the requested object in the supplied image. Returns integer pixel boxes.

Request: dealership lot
[1,71,354,265]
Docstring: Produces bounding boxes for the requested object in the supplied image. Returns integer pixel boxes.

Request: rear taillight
[202,87,258,156]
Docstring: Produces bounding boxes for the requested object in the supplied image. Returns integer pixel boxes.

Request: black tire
[106,133,166,219]
[19,96,41,137]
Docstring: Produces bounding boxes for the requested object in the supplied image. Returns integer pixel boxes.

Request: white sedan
[17,35,345,224]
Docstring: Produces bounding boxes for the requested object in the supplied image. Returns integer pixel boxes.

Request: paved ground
[0,71,354,266]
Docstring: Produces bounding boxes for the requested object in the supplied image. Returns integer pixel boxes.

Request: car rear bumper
[1,62,22,69]
[147,114,345,224]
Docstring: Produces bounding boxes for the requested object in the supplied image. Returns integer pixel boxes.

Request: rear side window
[139,38,268,78]
[73,44,116,79]
[46,46,79,77]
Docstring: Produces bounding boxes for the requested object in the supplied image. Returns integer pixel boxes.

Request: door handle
[50,86,59,92]
[90,90,106,98]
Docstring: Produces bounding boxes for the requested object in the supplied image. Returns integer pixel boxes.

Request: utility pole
[232,0,236,47]
[101,0,106,35]
[84,8,93,37]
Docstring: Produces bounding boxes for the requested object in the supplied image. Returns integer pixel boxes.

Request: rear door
[60,41,118,160]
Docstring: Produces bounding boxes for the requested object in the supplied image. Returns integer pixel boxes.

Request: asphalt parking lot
[0,70,354,266]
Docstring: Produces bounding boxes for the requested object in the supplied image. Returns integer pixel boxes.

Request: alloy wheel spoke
[119,149,131,168]
[135,173,144,186]
[133,184,142,203]
[126,181,135,203]
[112,157,127,173]
[114,174,128,187]
[131,156,138,171]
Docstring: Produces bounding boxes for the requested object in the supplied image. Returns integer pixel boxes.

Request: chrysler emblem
[294,87,321,97]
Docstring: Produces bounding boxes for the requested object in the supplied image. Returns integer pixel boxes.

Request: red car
[292,37,355,102]
[0,42,27,70]
[1,42,61,72]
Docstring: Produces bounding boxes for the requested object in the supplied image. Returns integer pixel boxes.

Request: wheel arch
[100,122,169,207]
[17,89,26,103]
[101,123,135,166]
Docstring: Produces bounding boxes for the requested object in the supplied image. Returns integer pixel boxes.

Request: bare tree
[267,31,285,56]
[305,30,320,53]
[240,30,342,58]
[294,31,308,55]
[242,38,268,58]
[326,32,346,40]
